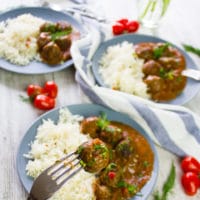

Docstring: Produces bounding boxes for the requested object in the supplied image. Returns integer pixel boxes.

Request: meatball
[40,22,56,33]
[78,138,110,173]
[134,42,155,60]
[99,124,123,146]
[55,35,72,51]
[144,75,166,93]
[37,32,51,51]
[40,41,63,65]
[80,116,99,138]
[115,138,134,158]
[99,163,122,188]
[56,21,72,32]
[94,183,112,200]
[142,60,162,76]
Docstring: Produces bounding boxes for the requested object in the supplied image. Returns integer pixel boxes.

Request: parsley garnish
[153,162,176,200]
[153,43,170,59]
[51,29,72,41]
[97,112,110,130]
[182,44,200,57]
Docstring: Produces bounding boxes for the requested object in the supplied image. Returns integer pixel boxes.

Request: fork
[182,69,200,80]
[27,151,82,200]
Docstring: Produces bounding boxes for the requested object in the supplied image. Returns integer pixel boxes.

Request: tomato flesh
[34,94,55,110]
[112,23,125,35]
[181,172,199,196]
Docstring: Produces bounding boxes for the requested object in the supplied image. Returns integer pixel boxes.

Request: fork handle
[27,195,37,200]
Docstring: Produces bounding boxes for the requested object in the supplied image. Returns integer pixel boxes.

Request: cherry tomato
[181,156,200,174]
[43,81,58,98]
[27,84,43,99]
[126,20,140,33]
[108,171,116,179]
[33,94,55,110]
[181,172,199,196]
[117,18,128,27]
[112,23,125,35]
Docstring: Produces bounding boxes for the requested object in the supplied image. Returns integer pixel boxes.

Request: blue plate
[17,103,158,200]
[0,7,86,74]
[92,34,200,105]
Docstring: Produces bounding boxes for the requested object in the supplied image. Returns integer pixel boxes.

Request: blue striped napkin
[70,26,200,159]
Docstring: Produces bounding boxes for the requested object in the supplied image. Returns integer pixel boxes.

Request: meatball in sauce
[79,115,154,200]
[37,21,79,65]
[135,42,187,102]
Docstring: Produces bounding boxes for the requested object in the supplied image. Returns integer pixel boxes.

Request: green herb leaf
[19,95,31,102]
[153,162,176,200]
[162,0,171,16]
[182,44,200,57]
[97,112,110,130]
[162,163,176,199]
[51,29,72,41]
[153,43,169,59]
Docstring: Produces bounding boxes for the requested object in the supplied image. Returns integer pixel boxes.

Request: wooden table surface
[0,0,200,199]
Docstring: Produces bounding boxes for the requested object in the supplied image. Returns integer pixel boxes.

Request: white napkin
[71,24,200,159]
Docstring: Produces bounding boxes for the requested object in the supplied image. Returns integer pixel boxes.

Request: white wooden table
[0,0,200,199]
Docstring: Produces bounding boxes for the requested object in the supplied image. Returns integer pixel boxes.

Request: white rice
[0,14,44,65]
[99,41,150,99]
[25,109,95,200]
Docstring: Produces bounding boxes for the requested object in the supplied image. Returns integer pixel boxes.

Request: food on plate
[135,42,187,101]
[25,109,95,200]
[180,156,200,196]
[99,41,150,99]
[112,18,140,35]
[78,138,110,173]
[37,21,79,65]
[0,14,79,66]
[25,109,154,200]
[80,113,154,199]
[98,41,187,102]
[26,81,58,110]
[0,14,44,65]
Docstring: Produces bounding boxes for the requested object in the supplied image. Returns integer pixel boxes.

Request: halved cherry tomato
[112,23,125,35]
[33,94,55,110]
[117,18,128,28]
[27,84,43,99]
[126,20,140,33]
[108,171,116,179]
[181,156,200,174]
[43,81,58,98]
[181,172,199,196]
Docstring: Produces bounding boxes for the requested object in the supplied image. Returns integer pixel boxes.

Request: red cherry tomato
[126,20,140,33]
[181,172,199,196]
[181,156,200,174]
[33,94,55,110]
[112,23,125,35]
[108,171,116,179]
[117,18,128,27]
[27,84,43,99]
[43,81,58,98]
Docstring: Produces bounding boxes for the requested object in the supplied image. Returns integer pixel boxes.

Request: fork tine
[54,159,80,181]
[57,165,82,188]
[49,153,79,176]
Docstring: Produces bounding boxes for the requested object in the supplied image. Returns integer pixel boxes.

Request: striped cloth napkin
[70,24,200,159]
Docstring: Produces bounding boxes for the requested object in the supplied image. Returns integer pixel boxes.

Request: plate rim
[91,33,200,105]
[0,6,86,75]
[16,103,158,200]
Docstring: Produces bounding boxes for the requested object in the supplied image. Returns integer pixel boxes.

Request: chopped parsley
[153,43,170,59]
[97,112,110,130]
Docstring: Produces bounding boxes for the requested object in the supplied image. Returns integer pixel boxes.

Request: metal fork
[27,151,82,200]
[182,69,200,80]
